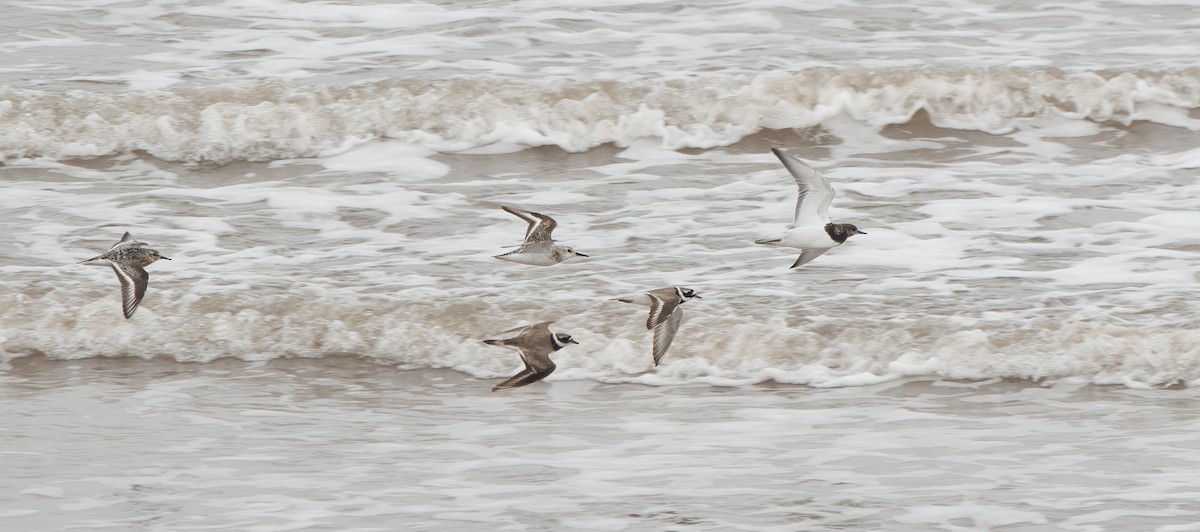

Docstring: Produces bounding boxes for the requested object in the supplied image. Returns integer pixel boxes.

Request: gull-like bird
[615,287,702,366]
[494,206,587,266]
[484,321,579,391]
[80,232,170,319]
[755,148,865,268]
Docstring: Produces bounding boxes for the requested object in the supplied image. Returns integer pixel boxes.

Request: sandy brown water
[4,356,1200,531]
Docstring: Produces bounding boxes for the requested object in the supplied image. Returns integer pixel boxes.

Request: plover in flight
[494,206,587,266]
[755,148,865,268]
[615,287,702,366]
[484,321,579,391]
[80,232,170,319]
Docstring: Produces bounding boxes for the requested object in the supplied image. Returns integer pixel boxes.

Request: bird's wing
[790,248,832,269]
[493,327,559,392]
[651,308,684,366]
[771,148,835,228]
[503,206,558,244]
[111,232,147,250]
[489,324,532,340]
[492,358,556,392]
[516,344,556,375]
[111,263,149,319]
[645,292,681,331]
[487,321,554,341]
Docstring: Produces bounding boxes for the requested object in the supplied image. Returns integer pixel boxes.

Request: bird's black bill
[162,257,172,260]
[575,253,589,257]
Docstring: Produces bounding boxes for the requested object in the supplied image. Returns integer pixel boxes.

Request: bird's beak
[575,253,589,257]
[858,231,867,235]
[693,295,703,299]
[569,339,580,344]
[162,257,172,260]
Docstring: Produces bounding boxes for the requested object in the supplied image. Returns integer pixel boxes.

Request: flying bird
[484,321,579,391]
[755,148,865,268]
[80,232,170,319]
[615,286,702,366]
[494,206,587,266]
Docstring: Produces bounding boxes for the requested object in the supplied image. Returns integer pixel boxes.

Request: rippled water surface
[5,359,1200,531]
[3,1,1200,530]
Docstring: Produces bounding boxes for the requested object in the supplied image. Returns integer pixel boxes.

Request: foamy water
[3,130,1197,388]
[5,361,1200,531]
[3,1,1200,530]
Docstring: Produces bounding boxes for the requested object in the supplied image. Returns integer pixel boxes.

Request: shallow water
[4,358,1200,531]
[3,1,1200,530]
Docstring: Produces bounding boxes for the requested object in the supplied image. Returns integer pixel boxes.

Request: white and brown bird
[615,287,702,366]
[494,206,587,266]
[484,321,579,391]
[755,148,865,268]
[80,232,170,319]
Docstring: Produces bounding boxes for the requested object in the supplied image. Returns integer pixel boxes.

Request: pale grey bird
[614,287,702,366]
[494,206,587,266]
[755,148,865,268]
[80,232,170,319]
[484,321,579,391]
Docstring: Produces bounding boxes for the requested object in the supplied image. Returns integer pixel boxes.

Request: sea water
[2,1,1199,530]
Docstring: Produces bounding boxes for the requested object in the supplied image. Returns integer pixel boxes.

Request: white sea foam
[6,2,1200,530]
[7,0,1200,91]
[3,68,1200,162]
[3,4,1199,385]
[2,133,1198,388]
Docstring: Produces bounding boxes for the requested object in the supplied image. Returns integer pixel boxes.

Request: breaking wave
[3,66,1200,162]
[2,295,1198,389]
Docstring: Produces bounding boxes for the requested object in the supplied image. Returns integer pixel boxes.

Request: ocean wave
[3,67,1199,162]
[2,294,1197,389]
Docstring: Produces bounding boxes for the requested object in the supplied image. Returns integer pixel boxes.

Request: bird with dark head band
[755,148,866,269]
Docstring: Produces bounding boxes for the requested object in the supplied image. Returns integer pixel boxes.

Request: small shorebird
[484,321,579,391]
[80,232,170,319]
[494,206,587,266]
[615,287,701,366]
[755,148,865,268]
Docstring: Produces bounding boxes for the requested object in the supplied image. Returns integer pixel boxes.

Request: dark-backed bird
[484,321,579,391]
[614,287,701,366]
